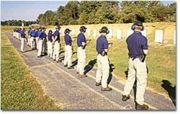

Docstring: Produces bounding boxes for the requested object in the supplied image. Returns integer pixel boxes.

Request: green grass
[1,33,62,110]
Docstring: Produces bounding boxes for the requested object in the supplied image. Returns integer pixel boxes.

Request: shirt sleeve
[103,39,108,49]
[82,34,86,43]
[141,37,148,50]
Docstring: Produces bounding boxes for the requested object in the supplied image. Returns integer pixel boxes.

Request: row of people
[16,21,149,110]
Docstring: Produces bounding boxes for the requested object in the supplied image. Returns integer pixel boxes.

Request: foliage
[36,1,176,26]
[1,1,176,26]
[1,20,36,26]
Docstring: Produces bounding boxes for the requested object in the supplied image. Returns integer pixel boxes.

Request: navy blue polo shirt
[35,30,39,37]
[39,31,46,39]
[64,34,72,45]
[96,35,108,53]
[30,30,36,37]
[38,30,42,37]
[20,30,26,38]
[48,32,53,42]
[126,31,148,58]
[17,29,21,33]
[77,32,86,47]
[53,30,60,42]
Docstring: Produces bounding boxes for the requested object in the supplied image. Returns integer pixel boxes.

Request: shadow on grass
[161,80,176,106]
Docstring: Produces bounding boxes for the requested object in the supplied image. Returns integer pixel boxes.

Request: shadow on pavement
[84,59,97,74]
[71,59,78,67]
[107,64,115,84]
[161,80,176,106]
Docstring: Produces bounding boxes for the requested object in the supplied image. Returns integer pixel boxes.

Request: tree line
[1,20,36,26]
[37,1,176,26]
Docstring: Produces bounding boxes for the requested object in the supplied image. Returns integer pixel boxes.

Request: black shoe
[122,95,130,101]
[68,66,74,69]
[96,82,101,86]
[101,87,112,91]
[135,103,149,110]
[64,65,67,67]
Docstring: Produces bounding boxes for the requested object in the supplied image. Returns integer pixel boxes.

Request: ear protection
[131,24,144,31]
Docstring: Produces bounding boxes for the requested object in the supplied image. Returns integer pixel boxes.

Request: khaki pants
[20,37,25,52]
[47,41,53,58]
[27,35,31,46]
[30,37,35,49]
[64,45,72,67]
[77,47,86,75]
[37,39,43,56]
[53,41,60,61]
[96,54,110,88]
[35,37,39,49]
[123,58,147,105]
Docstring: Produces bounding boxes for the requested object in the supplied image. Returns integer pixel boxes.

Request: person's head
[49,30,53,34]
[131,21,144,31]
[99,26,109,36]
[64,28,71,34]
[42,27,46,32]
[80,26,87,33]
[55,25,61,31]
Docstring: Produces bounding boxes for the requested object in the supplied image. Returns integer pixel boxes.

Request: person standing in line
[76,26,88,78]
[37,28,46,57]
[47,30,53,58]
[52,26,61,62]
[29,27,36,50]
[64,28,73,69]
[122,21,149,110]
[95,26,112,91]
[27,27,32,46]
[20,27,26,52]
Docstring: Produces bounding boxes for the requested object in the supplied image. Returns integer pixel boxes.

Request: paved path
[5,33,176,110]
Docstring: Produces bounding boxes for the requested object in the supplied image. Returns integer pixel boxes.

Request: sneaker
[122,95,130,101]
[101,87,112,91]
[135,103,149,110]
[96,82,101,86]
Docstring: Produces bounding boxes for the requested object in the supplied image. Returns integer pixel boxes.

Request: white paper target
[117,30,122,39]
[155,30,163,43]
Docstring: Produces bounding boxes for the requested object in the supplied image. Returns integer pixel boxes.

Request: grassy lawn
[1,33,62,110]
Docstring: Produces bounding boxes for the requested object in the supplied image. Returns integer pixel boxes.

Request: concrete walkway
[6,33,176,110]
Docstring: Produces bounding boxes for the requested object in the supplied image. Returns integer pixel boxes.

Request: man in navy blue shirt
[76,26,88,77]
[27,27,32,46]
[37,27,46,57]
[64,28,73,69]
[96,26,112,91]
[35,28,39,49]
[53,26,61,62]
[47,30,53,58]
[20,27,26,52]
[122,21,149,110]
[30,27,36,49]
